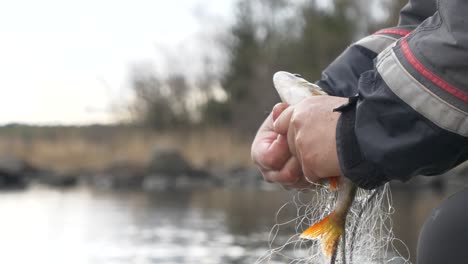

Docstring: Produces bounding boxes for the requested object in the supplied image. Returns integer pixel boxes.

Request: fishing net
[255,183,410,264]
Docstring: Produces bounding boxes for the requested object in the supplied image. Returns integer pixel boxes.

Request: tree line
[128,0,406,135]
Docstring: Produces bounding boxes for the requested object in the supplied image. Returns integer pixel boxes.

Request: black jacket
[317,0,468,189]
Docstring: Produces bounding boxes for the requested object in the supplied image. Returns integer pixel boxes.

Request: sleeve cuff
[334,98,389,190]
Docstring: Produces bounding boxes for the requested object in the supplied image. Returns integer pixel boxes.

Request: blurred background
[0,0,467,263]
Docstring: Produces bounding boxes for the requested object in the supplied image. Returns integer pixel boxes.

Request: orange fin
[300,211,344,258]
[329,177,339,191]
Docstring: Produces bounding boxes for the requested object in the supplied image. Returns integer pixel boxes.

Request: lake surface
[0,184,464,264]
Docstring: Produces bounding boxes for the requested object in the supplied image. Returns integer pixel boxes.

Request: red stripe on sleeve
[374,29,412,37]
[400,38,468,103]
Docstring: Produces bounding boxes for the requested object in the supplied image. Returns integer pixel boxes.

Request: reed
[0,126,253,172]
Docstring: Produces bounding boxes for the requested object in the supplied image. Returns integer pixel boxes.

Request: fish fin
[300,211,344,258]
[329,177,339,192]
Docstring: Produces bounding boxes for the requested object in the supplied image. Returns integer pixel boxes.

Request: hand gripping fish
[273,71,358,262]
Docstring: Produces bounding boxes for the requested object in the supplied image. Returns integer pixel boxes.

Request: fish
[272,71,358,261]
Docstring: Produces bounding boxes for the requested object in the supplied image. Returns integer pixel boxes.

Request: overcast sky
[0,0,234,125]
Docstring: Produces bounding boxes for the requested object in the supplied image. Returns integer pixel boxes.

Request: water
[0,185,462,264]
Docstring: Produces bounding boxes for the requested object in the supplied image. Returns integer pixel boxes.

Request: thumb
[273,106,294,135]
[272,102,289,122]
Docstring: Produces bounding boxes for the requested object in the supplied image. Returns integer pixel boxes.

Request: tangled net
[256,183,410,264]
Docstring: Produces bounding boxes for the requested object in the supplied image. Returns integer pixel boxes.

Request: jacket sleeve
[336,0,468,189]
[316,0,435,97]
[318,0,437,97]
[398,0,436,26]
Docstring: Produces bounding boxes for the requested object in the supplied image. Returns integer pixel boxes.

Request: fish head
[273,71,327,105]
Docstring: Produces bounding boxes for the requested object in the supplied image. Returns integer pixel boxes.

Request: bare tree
[129,64,191,129]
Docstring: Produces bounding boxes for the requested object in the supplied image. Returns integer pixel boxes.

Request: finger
[272,102,289,121]
[263,156,303,185]
[253,134,291,171]
[273,106,294,135]
[287,123,297,157]
[257,113,275,132]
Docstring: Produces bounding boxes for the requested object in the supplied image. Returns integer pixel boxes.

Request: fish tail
[329,177,339,191]
[300,211,344,258]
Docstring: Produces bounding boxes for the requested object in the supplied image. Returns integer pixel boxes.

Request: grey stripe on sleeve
[355,35,397,54]
[376,47,468,137]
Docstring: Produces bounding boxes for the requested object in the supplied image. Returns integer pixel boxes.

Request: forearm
[336,0,468,189]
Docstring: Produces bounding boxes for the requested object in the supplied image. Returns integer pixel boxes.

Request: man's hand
[273,96,347,183]
[251,103,313,189]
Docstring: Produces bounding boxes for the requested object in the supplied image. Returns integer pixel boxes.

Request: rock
[213,166,265,189]
[0,156,37,175]
[95,172,144,189]
[39,172,78,188]
[142,174,171,191]
[0,171,27,189]
[147,148,193,176]
[0,156,37,189]
[142,172,213,191]
[142,148,217,190]
[95,160,145,189]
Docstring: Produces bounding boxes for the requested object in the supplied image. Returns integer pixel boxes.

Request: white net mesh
[256,183,410,264]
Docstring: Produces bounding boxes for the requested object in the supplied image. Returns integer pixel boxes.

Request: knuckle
[261,154,278,169]
[291,109,309,129]
[294,132,304,147]
[291,112,301,128]
[252,151,277,171]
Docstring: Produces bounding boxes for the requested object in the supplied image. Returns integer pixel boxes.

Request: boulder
[146,148,193,176]
[143,147,215,190]
[0,156,37,189]
[0,156,37,175]
[95,159,145,189]
[38,171,79,188]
